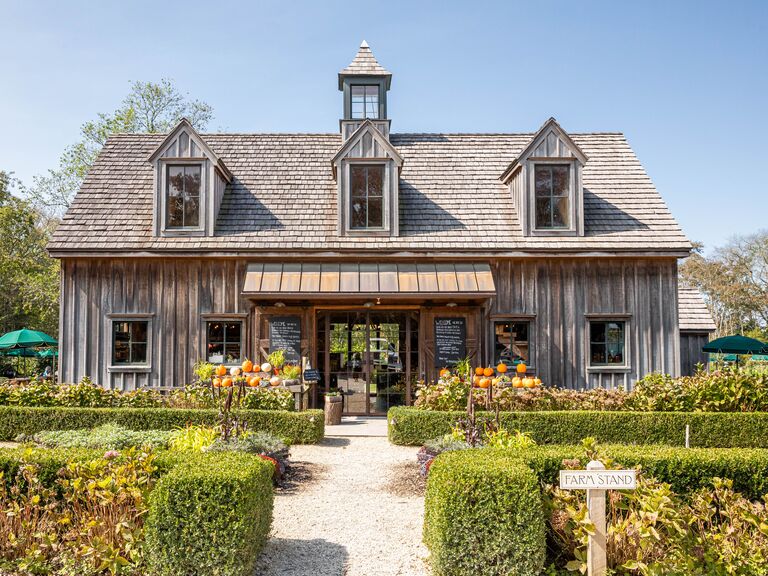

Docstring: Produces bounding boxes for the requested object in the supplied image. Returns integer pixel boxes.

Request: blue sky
[1,0,766,252]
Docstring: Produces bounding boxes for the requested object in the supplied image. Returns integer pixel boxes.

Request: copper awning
[242,263,495,297]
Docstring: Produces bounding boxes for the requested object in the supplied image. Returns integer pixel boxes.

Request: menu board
[434,317,466,368]
[269,316,301,363]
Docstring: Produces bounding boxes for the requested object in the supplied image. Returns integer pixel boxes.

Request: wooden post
[586,460,607,576]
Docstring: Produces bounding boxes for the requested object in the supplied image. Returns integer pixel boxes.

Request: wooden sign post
[559,461,637,576]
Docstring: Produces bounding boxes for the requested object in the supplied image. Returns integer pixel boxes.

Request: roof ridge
[108,131,627,138]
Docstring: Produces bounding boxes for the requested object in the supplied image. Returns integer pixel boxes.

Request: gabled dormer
[147,118,232,237]
[501,118,588,237]
[334,42,402,237]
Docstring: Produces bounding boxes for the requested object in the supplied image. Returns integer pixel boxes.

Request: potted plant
[324,390,343,425]
[281,364,305,393]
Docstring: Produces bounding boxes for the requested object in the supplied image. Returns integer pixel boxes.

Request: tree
[26,79,213,218]
[0,171,60,338]
[681,233,768,339]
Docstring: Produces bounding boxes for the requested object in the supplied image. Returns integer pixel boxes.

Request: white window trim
[342,159,391,236]
[203,317,246,367]
[157,158,207,237]
[585,315,631,373]
[489,316,536,371]
[528,158,580,236]
[107,314,153,373]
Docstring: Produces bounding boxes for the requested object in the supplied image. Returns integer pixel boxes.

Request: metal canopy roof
[242,262,495,297]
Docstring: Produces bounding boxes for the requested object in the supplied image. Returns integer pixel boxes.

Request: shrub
[240,387,293,411]
[424,449,546,576]
[144,452,273,576]
[19,423,172,450]
[388,406,768,448]
[0,406,324,444]
[168,424,218,452]
[207,431,289,478]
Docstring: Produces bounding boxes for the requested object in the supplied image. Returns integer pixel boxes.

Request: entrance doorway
[316,310,419,415]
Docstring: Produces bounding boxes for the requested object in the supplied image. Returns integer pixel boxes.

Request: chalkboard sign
[303,368,320,382]
[434,317,466,368]
[269,316,301,363]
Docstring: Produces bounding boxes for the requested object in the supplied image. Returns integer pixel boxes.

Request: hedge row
[0,406,324,444]
[424,445,768,576]
[387,406,768,448]
[0,447,274,576]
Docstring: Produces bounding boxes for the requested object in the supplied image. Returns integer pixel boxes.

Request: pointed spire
[339,40,392,89]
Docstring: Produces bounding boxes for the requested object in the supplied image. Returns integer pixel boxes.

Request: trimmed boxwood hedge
[424,449,546,576]
[0,447,274,576]
[0,406,324,444]
[388,406,768,448]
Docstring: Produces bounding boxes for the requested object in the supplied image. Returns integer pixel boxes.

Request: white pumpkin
[230,367,241,377]
[261,362,272,373]
[269,376,281,387]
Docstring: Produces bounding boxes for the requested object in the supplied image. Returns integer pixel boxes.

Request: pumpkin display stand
[324,394,343,425]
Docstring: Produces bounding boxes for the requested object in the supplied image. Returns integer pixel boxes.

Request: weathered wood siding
[488,258,680,389]
[680,331,711,376]
[59,258,249,390]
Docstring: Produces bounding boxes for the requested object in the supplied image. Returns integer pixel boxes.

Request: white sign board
[559,469,637,491]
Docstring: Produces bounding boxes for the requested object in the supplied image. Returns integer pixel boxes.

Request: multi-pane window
[206,321,243,364]
[351,85,379,119]
[166,164,201,228]
[589,321,626,366]
[112,321,148,365]
[534,164,570,229]
[493,321,531,367]
[350,165,384,229]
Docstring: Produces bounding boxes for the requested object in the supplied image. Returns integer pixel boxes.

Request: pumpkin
[523,377,534,388]
[473,375,481,386]
[439,368,451,378]
[269,376,281,387]
[516,363,527,374]
[212,377,222,388]
[241,359,254,373]
[491,377,500,386]
[261,362,272,373]
[497,363,508,374]
[475,367,484,376]
[230,366,241,377]
[533,377,542,387]
[512,376,523,388]
[215,364,227,377]
[222,377,233,388]
[248,376,259,387]
[478,377,490,389]
[483,366,494,377]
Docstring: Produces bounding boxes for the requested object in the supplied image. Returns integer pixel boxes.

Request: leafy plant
[266,350,286,369]
[168,425,218,452]
[241,388,293,411]
[192,360,216,384]
[19,423,171,450]
[485,429,537,450]
[281,364,301,380]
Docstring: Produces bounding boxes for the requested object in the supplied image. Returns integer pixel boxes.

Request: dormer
[334,42,402,237]
[147,118,232,237]
[501,118,588,237]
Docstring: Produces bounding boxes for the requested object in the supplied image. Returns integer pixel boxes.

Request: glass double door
[317,310,418,415]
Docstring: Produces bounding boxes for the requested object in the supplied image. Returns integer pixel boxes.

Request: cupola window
[351,85,379,119]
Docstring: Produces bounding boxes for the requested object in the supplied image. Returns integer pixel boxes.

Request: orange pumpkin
[212,377,222,388]
[473,375,481,386]
[512,376,523,388]
[516,363,527,374]
[497,363,508,374]
[249,376,260,387]
[215,364,227,377]
[475,367,484,376]
[439,368,451,378]
[242,359,254,373]
[222,377,233,388]
[483,366,494,377]
[478,377,490,389]
[523,377,534,388]
[533,377,542,388]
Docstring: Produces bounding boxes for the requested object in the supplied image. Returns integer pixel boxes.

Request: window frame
[204,318,245,366]
[528,159,578,235]
[350,84,380,120]
[107,314,153,373]
[586,315,631,372]
[489,317,536,371]
[158,158,207,236]
[343,159,389,234]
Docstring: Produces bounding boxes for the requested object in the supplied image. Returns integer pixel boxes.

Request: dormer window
[351,85,379,119]
[350,164,384,228]
[166,164,202,228]
[534,164,570,229]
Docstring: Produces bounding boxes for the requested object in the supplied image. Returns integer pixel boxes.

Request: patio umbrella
[1,347,40,357]
[37,348,58,358]
[0,328,57,350]
[703,335,768,355]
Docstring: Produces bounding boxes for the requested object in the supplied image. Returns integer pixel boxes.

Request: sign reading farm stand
[559,461,637,576]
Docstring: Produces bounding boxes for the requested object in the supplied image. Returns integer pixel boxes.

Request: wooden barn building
[48,41,713,414]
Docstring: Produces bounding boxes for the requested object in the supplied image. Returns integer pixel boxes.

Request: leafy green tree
[682,233,768,339]
[26,79,213,218]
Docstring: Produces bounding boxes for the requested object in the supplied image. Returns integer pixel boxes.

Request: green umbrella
[1,347,40,358]
[703,335,768,355]
[0,328,57,350]
[37,348,58,358]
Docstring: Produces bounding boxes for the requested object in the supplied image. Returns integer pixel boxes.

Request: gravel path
[257,436,430,576]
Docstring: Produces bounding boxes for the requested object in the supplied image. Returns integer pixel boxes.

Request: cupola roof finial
[339,40,392,89]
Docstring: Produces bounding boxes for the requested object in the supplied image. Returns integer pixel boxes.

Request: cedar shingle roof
[48,131,692,254]
[678,284,716,332]
[339,40,392,88]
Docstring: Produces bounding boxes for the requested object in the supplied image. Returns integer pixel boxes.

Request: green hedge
[388,406,768,448]
[0,447,274,576]
[0,406,324,444]
[145,452,274,576]
[424,449,546,576]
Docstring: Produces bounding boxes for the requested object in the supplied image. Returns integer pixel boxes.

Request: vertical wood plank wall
[679,331,711,376]
[60,256,680,391]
